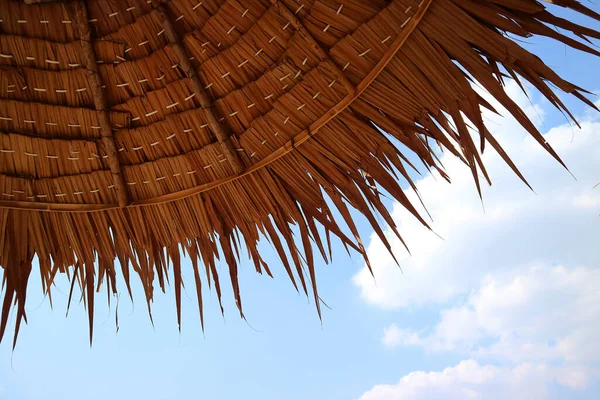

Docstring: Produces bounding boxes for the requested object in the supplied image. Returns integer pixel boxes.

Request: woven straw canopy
[0,0,598,346]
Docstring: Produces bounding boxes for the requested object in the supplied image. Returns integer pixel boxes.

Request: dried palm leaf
[0,0,598,346]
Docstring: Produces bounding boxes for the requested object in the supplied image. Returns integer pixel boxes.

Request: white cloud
[358,360,597,400]
[382,324,422,348]
[383,264,600,365]
[353,83,600,309]
[355,82,600,399]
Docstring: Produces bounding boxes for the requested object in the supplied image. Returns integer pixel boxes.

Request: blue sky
[1,6,600,400]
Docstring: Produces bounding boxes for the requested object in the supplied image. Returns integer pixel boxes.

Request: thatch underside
[0,0,598,346]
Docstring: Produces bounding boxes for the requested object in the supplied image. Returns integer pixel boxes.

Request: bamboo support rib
[73,0,130,208]
[151,0,245,174]
[268,0,356,95]
[23,0,66,3]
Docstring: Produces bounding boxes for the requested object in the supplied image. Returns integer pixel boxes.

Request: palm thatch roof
[0,0,598,346]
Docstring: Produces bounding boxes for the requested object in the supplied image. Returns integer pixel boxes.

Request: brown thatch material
[0,0,598,346]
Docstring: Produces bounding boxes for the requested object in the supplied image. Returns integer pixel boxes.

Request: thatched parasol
[0,0,598,346]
